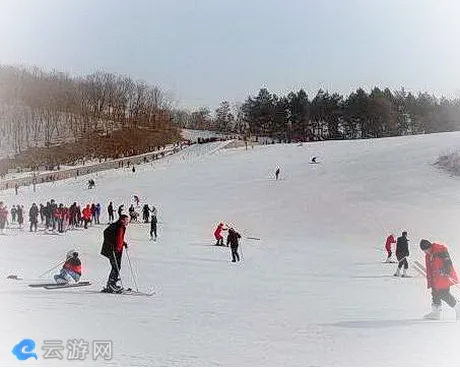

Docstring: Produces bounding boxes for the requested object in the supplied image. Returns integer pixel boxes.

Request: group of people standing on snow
[384,231,460,320]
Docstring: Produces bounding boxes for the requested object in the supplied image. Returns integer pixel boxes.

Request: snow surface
[1,132,460,366]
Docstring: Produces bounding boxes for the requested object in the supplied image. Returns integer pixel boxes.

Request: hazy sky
[1,0,459,110]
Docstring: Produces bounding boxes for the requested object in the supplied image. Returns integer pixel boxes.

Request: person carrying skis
[54,249,82,284]
[227,227,242,262]
[214,222,226,246]
[100,214,129,293]
[385,233,396,263]
[150,213,158,241]
[394,231,410,277]
[420,239,460,320]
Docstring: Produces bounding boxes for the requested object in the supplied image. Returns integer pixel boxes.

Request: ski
[414,260,426,272]
[412,263,426,277]
[100,288,155,297]
[43,281,91,290]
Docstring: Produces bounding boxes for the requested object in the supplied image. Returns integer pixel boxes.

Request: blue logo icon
[12,339,38,360]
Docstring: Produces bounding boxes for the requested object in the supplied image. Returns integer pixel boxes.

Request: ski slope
[1,132,460,366]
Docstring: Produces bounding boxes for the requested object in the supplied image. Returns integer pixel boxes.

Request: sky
[0,0,460,110]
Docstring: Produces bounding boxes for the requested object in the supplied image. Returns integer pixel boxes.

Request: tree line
[0,65,180,172]
[174,87,460,141]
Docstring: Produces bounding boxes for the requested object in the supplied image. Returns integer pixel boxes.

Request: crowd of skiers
[384,231,460,320]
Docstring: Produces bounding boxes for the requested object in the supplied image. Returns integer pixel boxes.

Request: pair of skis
[28,281,91,290]
[28,281,154,296]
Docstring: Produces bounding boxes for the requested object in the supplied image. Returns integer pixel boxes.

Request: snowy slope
[1,132,460,366]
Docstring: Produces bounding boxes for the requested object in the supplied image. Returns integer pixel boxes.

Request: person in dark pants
[420,239,460,320]
[275,167,280,180]
[227,227,242,262]
[394,231,409,277]
[108,202,115,223]
[100,215,129,293]
[29,203,39,232]
[150,214,157,241]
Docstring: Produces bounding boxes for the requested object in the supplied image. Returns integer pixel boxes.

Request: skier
[17,205,24,228]
[214,223,227,246]
[82,204,92,229]
[150,213,157,241]
[117,204,124,217]
[95,203,101,224]
[133,195,140,207]
[39,203,45,224]
[54,250,82,284]
[385,233,396,263]
[420,239,460,320]
[142,204,150,223]
[275,167,280,180]
[394,231,409,277]
[88,179,95,189]
[0,202,8,235]
[108,202,115,223]
[129,204,138,222]
[100,214,129,293]
[29,203,39,232]
[311,156,318,164]
[11,205,17,224]
[227,227,242,262]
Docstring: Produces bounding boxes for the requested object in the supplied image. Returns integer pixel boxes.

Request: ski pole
[38,258,66,278]
[246,237,260,241]
[125,247,139,292]
[112,251,124,289]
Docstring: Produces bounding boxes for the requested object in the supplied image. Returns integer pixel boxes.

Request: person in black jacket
[394,231,409,277]
[100,215,129,293]
[107,202,115,223]
[227,227,242,262]
[29,203,39,232]
[150,213,157,241]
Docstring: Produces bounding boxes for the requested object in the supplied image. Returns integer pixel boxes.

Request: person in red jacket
[384,233,396,263]
[214,223,227,246]
[54,249,82,284]
[101,215,129,293]
[420,239,460,320]
[82,205,92,229]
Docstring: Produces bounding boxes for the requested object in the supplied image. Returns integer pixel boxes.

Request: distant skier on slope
[420,239,460,320]
[275,167,280,180]
[150,213,158,241]
[227,227,242,262]
[133,195,140,207]
[384,233,396,263]
[101,214,129,293]
[214,222,227,246]
[142,204,150,223]
[54,250,82,284]
[393,231,409,277]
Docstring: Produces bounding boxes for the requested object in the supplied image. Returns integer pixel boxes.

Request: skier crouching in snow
[214,222,227,246]
[394,231,409,277]
[101,214,129,293]
[227,227,242,262]
[420,239,460,320]
[385,233,396,263]
[54,250,81,284]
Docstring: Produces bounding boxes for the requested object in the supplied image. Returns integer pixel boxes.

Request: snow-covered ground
[1,132,460,366]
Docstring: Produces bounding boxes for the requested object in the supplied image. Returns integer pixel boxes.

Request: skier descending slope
[100,215,129,293]
[394,231,410,277]
[54,250,82,284]
[214,223,226,246]
[420,239,460,320]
